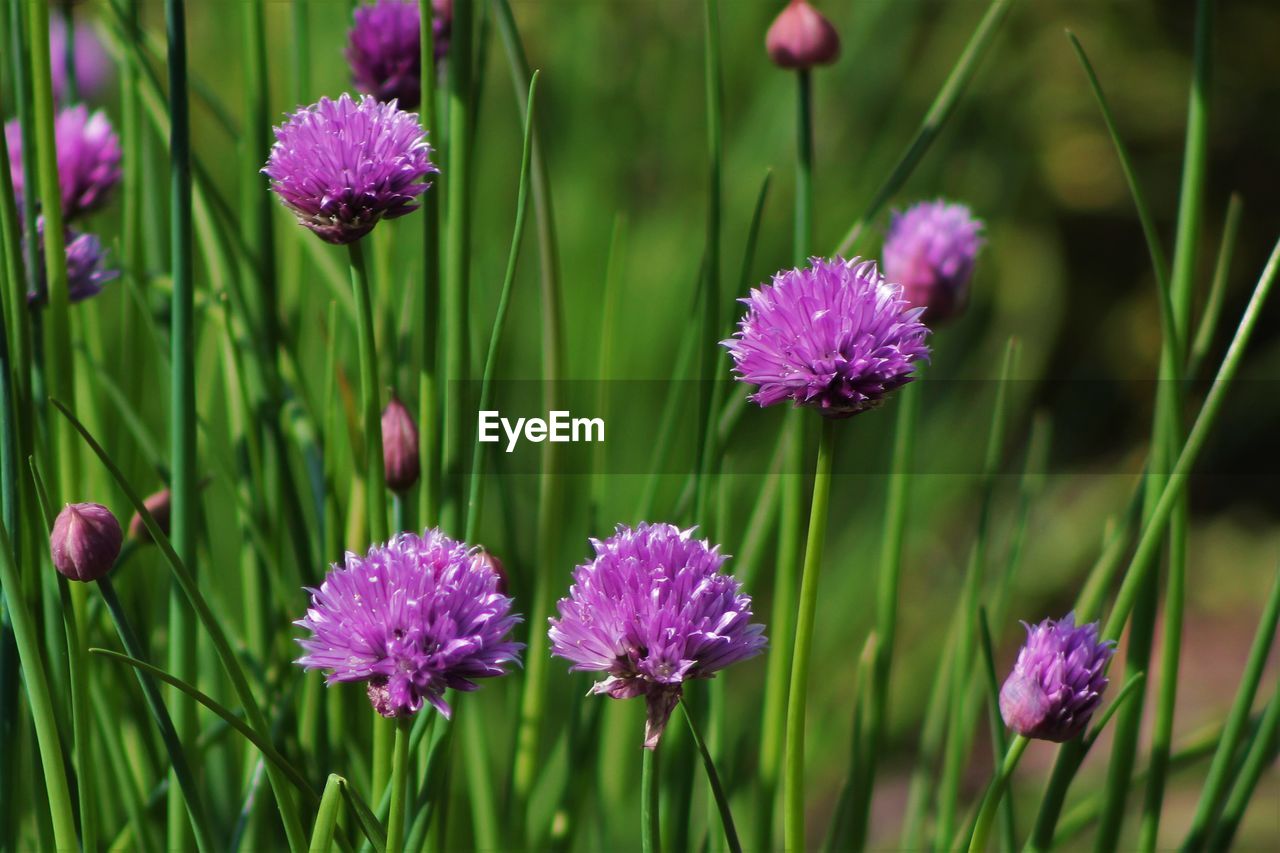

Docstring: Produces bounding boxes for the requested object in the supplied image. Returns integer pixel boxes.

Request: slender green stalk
[0,518,76,851]
[784,417,837,853]
[977,609,1016,853]
[692,0,722,528]
[492,0,568,824]
[967,737,1028,853]
[794,71,813,261]
[97,577,215,852]
[310,775,344,853]
[1180,564,1280,849]
[348,240,389,545]
[162,1,201,850]
[464,72,538,543]
[1205,678,1280,850]
[26,0,76,499]
[386,720,412,853]
[681,700,741,853]
[440,0,473,535]
[418,0,441,524]
[835,0,1018,255]
[1188,195,1242,377]
[854,374,920,845]
[642,746,661,853]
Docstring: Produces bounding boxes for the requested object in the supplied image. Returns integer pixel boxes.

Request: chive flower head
[347,0,453,111]
[6,105,122,221]
[50,502,123,583]
[883,200,984,324]
[999,612,1115,742]
[295,530,522,719]
[26,221,118,307]
[263,93,438,245]
[723,256,930,418]
[50,16,113,103]
[549,523,767,749]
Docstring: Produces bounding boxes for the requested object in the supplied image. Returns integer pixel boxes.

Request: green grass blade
[680,700,741,853]
[340,776,388,853]
[1204,678,1280,850]
[310,774,345,853]
[835,0,1019,256]
[1181,562,1280,848]
[1188,194,1243,377]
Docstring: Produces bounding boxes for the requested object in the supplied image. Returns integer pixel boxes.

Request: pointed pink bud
[382,395,420,493]
[50,502,123,582]
[766,0,841,70]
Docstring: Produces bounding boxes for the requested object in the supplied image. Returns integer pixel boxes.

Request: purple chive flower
[549,523,767,749]
[5,106,122,221]
[722,256,930,418]
[999,613,1115,742]
[883,200,984,324]
[26,222,118,307]
[766,0,841,70]
[263,93,438,245]
[50,16,114,103]
[347,0,453,111]
[295,530,522,719]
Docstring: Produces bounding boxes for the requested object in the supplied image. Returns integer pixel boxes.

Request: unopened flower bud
[382,395,420,493]
[478,551,509,597]
[128,488,172,543]
[50,502,123,582]
[883,200,984,325]
[766,1,840,70]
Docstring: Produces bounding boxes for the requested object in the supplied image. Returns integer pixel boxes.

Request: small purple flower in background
[883,200,984,325]
[347,0,453,111]
[5,106,122,221]
[50,16,114,103]
[999,612,1115,742]
[26,222,118,307]
[382,395,421,494]
[295,529,522,719]
[549,523,767,749]
[723,256,930,418]
[263,93,438,245]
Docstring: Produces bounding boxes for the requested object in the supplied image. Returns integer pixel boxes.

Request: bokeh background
[42,0,1280,848]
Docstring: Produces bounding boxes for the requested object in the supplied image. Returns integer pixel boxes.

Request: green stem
[681,700,741,853]
[783,417,837,853]
[164,1,199,850]
[794,70,812,260]
[1204,678,1280,850]
[440,0,473,535]
[97,576,215,851]
[386,720,412,853]
[309,775,344,853]
[348,239,389,544]
[0,518,76,851]
[418,0,441,525]
[968,737,1029,852]
[642,745,661,853]
[1180,564,1280,850]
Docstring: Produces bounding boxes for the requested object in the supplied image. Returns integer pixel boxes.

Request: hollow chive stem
[968,736,1029,852]
[642,745,661,853]
[348,239,389,545]
[97,575,214,852]
[681,700,741,853]
[783,416,837,852]
[386,719,413,852]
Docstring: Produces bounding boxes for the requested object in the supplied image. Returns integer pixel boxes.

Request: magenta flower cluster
[263,93,438,245]
[295,529,523,719]
[6,106,122,223]
[883,199,984,324]
[26,224,118,307]
[999,613,1115,742]
[347,0,453,112]
[549,523,767,749]
[723,256,931,418]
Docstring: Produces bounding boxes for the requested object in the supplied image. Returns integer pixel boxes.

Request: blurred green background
[49,0,1280,847]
